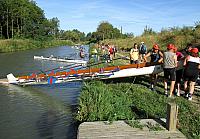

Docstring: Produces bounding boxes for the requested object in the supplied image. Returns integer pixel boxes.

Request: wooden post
[166,102,178,131]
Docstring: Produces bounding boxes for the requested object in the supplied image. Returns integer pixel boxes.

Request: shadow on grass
[130,105,156,119]
[103,75,150,87]
[102,75,166,95]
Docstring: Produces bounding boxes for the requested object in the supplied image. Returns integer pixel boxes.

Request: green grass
[77,43,200,138]
[76,79,200,139]
[0,39,74,53]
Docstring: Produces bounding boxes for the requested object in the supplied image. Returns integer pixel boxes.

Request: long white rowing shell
[5,64,163,86]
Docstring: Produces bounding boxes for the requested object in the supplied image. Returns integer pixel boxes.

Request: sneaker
[168,95,172,98]
[176,92,180,97]
[164,90,168,96]
[151,87,156,92]
[188,94,192,100]
[188,96,192,100]
[185,93,189,98]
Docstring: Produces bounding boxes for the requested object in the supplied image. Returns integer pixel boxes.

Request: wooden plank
[166,103,178,131]
[78,119,186,139]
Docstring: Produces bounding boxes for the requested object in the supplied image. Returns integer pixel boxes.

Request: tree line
[0,0,126,43]
[1,0,199,47]
[0,0,60,40]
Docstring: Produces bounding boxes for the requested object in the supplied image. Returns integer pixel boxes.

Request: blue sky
[34,0,200,36]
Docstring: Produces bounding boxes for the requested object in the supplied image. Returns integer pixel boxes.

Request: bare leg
[164,80,167,90]
[154,74,158,86]
[188,81,195,100]
[189,81,195,95]
[140,54,143,62]
[177,83,180,96]
[169,81,176,97]
[184,81,188,92]
[164,79,168,95]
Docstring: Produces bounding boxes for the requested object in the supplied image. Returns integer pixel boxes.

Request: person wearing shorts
[174,47,184,96]
[143,44,163,91]
[163,44,177,97]
[183,48,200,100]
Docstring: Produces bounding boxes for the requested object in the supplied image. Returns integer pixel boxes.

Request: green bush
[0,39,74,53]
[76,80,200,139]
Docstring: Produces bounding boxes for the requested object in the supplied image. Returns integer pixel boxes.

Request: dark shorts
[130,60,139,64]
[176,69,183,83]
[164,68,176,81]
[184,70,199,82]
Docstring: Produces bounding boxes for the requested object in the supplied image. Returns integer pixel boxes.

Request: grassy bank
[76,79,200,139]
[0,39,74,53]
[76,43,200,138]
[102,34,200,52]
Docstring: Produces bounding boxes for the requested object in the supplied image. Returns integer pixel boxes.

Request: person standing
[108,44,114,62]
[92,47,98,62]
[182,43,193,56]
[139,42,147,62]
[163,44,177,97]
[183,48,200,100]
[174,47,184,96]
[130,43,139,64]
[143,44,163,91]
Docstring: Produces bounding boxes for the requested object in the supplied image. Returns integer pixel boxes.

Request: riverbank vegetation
[1,0,200,53]
[101,23,200,51]
[76,44,200,139]
[76,79,200,139]
[0,0,78,52]
[0,39,74,52]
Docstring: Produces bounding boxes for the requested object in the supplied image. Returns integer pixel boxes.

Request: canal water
[0,46,88,139]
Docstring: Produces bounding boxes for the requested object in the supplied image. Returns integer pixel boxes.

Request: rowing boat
[5,62,163,86]
[34,56,87,65]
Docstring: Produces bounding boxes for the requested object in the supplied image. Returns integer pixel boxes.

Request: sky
[34,0,200,36]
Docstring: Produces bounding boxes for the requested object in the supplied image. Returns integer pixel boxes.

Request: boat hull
[6,63,163,86]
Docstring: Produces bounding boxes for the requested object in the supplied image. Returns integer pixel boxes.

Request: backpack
[140,44,147,54]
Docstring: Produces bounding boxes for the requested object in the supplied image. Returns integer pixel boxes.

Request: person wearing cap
[174,47,184,96]
[182,43,193,57]
[163,44,177,97]
[139,41,147,62]
[183,47,200,100]
[143,44,163,91]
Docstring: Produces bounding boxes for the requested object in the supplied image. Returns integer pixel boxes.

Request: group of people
[100,43,117,61]
[129,42,148,64]
[91,43,117,63]
[130,42,200,100]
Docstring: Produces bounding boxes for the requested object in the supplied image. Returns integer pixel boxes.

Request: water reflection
[37,110,59,139]
[0,82,81,139]
[0,46,88,139]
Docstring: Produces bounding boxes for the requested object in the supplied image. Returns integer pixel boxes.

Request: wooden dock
[77,119,186,139]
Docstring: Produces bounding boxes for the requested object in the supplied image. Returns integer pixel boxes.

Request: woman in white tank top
[183,48,200,100]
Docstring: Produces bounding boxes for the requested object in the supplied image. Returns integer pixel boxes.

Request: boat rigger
[5,62,163,86]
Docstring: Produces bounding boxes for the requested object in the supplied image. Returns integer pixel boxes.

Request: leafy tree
[61,29,85,42]
[142,25,156,36]
[0,0,60,40]
[86,32,92,41]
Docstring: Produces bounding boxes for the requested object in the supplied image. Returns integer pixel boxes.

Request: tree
[61,29,85,42]
[142,25,156,36]
[0,0,60,40]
